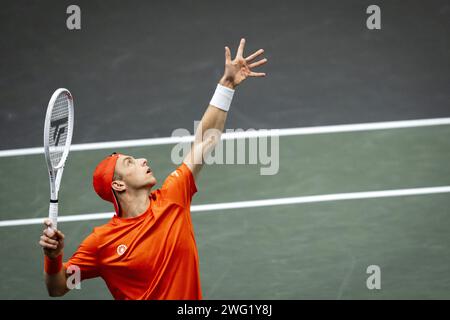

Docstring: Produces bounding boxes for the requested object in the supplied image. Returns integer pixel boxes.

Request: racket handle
[48,201,58,231]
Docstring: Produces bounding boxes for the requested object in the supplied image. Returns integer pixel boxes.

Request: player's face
[115,154,157,189]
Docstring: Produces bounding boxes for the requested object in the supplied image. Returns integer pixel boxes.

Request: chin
[148,177,157,186]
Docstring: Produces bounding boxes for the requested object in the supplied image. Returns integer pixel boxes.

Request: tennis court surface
[1,120,449,299]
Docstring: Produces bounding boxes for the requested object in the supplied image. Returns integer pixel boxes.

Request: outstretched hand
[219,38,267,89]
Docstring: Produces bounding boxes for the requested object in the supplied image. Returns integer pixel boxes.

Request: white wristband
[209,84,235,112]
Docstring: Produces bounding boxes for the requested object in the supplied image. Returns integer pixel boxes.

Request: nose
[141,158,148,167]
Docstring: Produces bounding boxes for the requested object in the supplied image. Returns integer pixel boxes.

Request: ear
[112,180,126,192]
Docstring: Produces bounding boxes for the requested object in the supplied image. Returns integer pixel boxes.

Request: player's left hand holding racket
[43,88,74,234]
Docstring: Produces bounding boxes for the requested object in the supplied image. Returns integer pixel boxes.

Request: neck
[117,188,152,218]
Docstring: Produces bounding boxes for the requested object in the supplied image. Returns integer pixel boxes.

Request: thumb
[45,227,56,238]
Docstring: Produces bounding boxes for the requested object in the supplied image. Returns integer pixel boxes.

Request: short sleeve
[64,231,100,281]
[161,162,197,207]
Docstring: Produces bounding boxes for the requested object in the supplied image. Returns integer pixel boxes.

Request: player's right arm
[39,219,70,297]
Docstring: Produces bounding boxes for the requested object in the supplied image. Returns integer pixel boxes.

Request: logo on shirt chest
[117,244,128,256]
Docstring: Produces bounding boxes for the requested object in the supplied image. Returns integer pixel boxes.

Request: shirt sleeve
[161,162,198,207]
[64,231,100,281]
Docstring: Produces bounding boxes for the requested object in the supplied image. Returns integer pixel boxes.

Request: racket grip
[48,201,58,231]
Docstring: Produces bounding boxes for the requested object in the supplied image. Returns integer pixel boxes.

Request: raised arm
[183,38,267,178]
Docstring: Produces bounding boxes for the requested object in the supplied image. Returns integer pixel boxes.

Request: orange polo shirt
[64,163,201,300]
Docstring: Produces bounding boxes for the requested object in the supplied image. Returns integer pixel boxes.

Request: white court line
[1,117,450,157]
[1,186,449,227]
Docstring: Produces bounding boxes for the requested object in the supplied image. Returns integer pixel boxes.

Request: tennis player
[39,38,267,299]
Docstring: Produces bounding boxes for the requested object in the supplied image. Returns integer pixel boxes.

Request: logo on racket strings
[51,117,68,146]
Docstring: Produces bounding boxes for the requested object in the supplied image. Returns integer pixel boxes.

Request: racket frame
[43,88,74,231]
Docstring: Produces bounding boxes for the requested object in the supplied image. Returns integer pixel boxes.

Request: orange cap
[93,152,122,215]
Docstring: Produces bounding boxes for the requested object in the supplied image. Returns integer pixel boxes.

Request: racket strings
[48,93,70,167]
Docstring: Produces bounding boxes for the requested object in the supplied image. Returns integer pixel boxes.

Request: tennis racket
[43,88,74,232]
